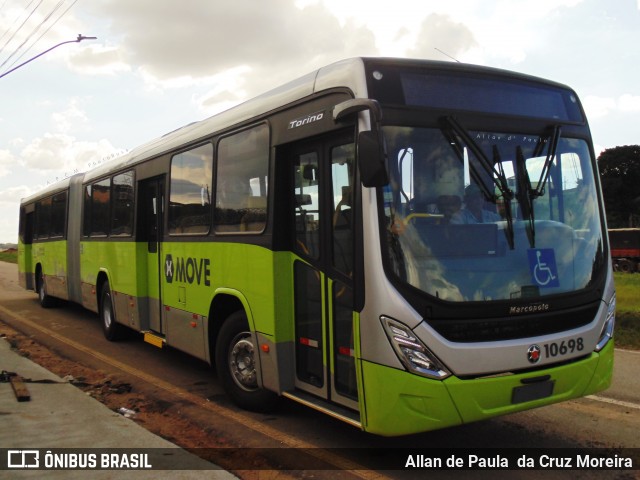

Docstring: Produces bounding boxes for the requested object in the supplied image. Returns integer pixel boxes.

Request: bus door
[138,176,165,334]
[289,132,359,410]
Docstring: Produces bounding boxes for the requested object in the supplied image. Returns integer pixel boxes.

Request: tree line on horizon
[598,145,640,229]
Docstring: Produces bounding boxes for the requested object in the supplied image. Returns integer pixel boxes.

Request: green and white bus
[18,58,615,436]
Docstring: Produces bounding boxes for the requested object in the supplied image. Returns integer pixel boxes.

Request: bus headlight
[381,316,450,380]
[595,293,615,352]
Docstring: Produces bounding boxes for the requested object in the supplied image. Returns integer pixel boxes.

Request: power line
[0,0,44,63]
[0,0,34,43]
[0,0,65,70]
[0,0,83,76]
[4,0,79,72]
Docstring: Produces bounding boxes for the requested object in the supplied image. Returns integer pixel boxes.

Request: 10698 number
[543,338,584,358]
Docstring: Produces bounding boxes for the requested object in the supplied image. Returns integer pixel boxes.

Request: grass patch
[0,250,17,264]
[614,273,640,350]
[614,273,640,313]
[615,312,640,350]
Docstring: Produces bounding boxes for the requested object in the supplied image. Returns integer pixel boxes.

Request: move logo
[165,254,211,286]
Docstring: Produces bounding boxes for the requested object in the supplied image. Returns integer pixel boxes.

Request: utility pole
[0,34,97,80]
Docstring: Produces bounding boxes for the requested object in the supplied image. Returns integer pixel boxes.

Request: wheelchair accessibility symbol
[527,248,560,288]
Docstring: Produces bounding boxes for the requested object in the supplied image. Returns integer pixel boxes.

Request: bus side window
[50,192,67,238]
[169,144,213,235]
[91,178,111,237]
[35,197,51,239]
[111,171,134,237]
[215,124,269,234]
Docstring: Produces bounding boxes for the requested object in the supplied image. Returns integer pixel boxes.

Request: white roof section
[20,173,82,204]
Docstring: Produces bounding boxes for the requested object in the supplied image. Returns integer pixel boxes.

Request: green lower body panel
[361,341,614,436]
[361,361,463,435]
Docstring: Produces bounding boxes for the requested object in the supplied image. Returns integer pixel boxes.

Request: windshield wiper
[515,146,535,247]
[532,125,561,198]
[442,116,515,249]
[516,125,562,248]
[443,117,513,200]
[493,145,514,249]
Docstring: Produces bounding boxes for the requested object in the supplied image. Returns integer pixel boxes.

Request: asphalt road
[0,261,638,479]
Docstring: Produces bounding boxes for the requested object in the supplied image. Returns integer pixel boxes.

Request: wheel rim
[228,332,257,392]
[38,274,45,302]
[103,294,113,330]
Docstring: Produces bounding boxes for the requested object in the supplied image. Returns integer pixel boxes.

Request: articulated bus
[18,58,614,436]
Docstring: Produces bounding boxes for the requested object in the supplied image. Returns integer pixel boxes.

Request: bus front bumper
[360,341,614,436]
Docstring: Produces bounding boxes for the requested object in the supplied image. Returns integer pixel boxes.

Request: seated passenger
[451,184,500,224]
[435,194,461,224]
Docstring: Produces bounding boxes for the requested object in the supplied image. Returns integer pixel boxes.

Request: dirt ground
[0,320,307,479]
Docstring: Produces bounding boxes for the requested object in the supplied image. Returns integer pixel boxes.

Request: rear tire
[215,311,279,412]
[100,282,123,341]
[37,269,54,308]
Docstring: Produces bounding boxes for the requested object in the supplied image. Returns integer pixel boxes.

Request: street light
[0,34,97,80]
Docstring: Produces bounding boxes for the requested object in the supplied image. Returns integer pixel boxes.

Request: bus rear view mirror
[333,99,388,188]
[358,131,389,188]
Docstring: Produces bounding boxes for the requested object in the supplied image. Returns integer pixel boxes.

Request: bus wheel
[37,270,54,308]
[100,283,123,341]
[215,311,279,412]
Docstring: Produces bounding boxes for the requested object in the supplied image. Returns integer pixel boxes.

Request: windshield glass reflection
[381,126,604,302]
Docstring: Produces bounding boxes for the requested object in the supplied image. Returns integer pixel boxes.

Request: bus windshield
[381,125,605,302]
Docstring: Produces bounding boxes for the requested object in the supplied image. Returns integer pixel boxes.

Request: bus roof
[20,172,83,205]
[22,57,575,204]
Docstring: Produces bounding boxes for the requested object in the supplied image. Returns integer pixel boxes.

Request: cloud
[0,149,15,177]
[51,98,90,133]
[0,185,35,206]
[618,94,640,113]
[583,96,617,119]
[583,94,640,119]
[87,0,377,90]
[407,13,477,61]
[67,44,131,76]
[19,133,118,175]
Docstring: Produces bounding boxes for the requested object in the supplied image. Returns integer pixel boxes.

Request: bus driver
[450,184,501,224]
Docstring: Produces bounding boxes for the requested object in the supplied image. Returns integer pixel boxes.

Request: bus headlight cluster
[595,292,615,352]
[381,316,450,380]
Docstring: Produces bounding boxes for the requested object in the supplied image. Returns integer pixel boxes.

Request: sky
[0,0,639,244]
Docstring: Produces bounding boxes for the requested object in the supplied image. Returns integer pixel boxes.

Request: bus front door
[289,133,359,411]
[138,176,165,334]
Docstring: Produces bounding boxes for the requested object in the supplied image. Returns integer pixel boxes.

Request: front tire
[215,311,279,412]
[100,282,123,341]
